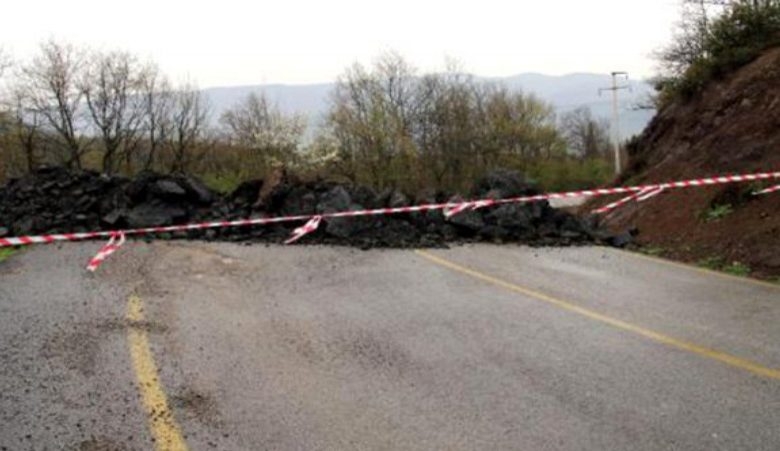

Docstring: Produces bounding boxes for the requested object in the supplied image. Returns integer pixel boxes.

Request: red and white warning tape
[591,187,665,215]
[284,215,322,244]
[755,184,780,196]
[487,171,780,209]
[636,187,666,202]
[86,231,125,272]
[443,199,496,219]
[0,170,778,271]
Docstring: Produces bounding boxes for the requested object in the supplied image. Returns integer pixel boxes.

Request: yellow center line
[126,294,189,451]
[414,250,780,380]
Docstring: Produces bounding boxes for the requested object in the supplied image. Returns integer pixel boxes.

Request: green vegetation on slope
[656,0,780,104]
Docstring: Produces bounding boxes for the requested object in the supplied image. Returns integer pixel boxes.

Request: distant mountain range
[203,73,655,140]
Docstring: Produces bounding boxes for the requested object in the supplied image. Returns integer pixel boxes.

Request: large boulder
[229,179,263,208]
[387,190,411,209]
[317,186,369,238]
[349,185,380,209]
[446,195,485,232]
[279,186,318,216]
[179,175,215,205]
[152,179,187,199]
[472,169,536,199]
[126,203,188,228]
[317,186,352,212]
[487,204,533,230]
[124,171,159,202]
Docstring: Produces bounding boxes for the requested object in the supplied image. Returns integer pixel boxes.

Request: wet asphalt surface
[1,242,779,450]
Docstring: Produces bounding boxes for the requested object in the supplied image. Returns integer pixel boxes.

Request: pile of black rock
[0,167,617,248]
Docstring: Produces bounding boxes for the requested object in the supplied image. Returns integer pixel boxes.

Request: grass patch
[0,248,16,263]
[703,204,733,222]
[201,173,244,194]
[722,261,751,277]
[639,246,666,257]
[697,256,725,270]
[697,255,752,277]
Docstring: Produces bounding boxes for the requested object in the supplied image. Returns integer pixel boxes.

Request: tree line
[0,42,613,193]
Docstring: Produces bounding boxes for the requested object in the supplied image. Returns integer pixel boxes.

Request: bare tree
[139,63,173,171]
[18,40,88,168]
[81,50,146,174]
[220,92,305,171]
[657,1,732,76]
[415,70,480,187]
[560,107,611,159]
[327,52,419,187]
[11,90,44,172]
[168,82,210,173]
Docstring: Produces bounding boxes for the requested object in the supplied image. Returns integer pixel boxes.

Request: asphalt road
[1,242,779,450]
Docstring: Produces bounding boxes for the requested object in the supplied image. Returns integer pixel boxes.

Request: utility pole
[599,71,630,175]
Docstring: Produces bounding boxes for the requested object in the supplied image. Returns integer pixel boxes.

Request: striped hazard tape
[755,184,780,196]
[636,187,666,202]
[443,199,496,219]
[591,187,665,215]
[0,170,778,271]
[284,215,322,244]
[86,231,126,272]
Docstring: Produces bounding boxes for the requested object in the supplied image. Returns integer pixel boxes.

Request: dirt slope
[595,47,780,279]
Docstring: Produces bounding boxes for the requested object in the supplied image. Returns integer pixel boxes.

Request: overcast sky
[1,0,681,87]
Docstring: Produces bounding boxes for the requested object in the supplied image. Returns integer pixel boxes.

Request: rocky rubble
[0,167,611,248]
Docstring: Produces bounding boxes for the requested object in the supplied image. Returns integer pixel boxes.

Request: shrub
[723,261,751,277]
[696,256,751,277]
[697,256,726,270]
[703,204,734,222]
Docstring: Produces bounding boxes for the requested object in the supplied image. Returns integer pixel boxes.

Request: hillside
[203,73,655,139]
[595,47,780,279]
